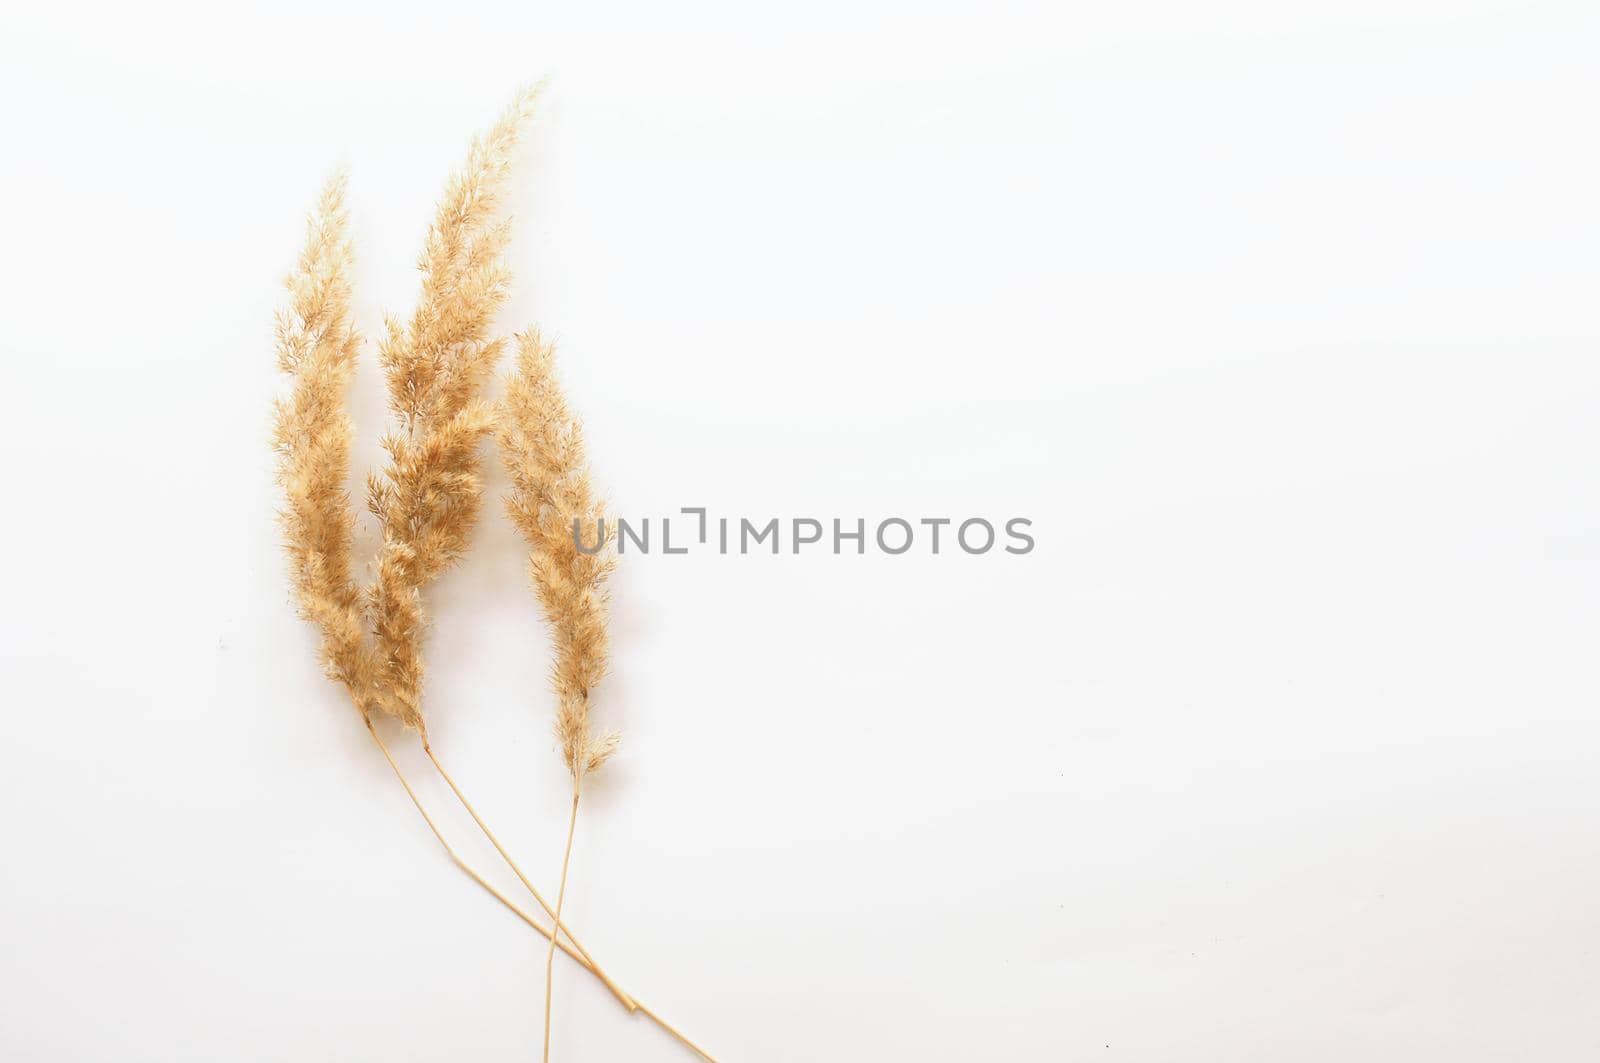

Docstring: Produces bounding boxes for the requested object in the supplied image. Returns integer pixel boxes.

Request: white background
[1,2,1597,1060]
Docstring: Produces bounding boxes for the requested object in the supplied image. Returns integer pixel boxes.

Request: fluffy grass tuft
[272,172,379,713]
[273,88,716,1063]
[366,85,543,733]
[499,329,621,779]
[498,329,622,1062]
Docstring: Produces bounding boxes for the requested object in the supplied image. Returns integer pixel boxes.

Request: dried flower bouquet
[272,87,714,1061]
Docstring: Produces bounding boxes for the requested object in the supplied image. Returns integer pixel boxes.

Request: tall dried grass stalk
[498,330,620,780]
[275,92,718,1055]
[365,86,543,734]
[272,172,378,713]
[498,329,621,1063]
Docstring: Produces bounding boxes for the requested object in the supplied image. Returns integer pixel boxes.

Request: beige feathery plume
[273,173,379,713]
[274,93,717,1062]
[499,329,621,780]
[498,329,621,1062]
[366,86,543,733]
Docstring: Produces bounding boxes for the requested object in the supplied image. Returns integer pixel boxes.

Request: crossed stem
[361,716,718,1061]
[421,742,634,1010]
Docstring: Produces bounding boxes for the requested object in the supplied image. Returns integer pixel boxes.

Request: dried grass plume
[272,172,379,712]
[498,329,621,779]
[498,328,623,1061]
[271,89,719,1063]
[275,87,542,733]
[366,85,543,733]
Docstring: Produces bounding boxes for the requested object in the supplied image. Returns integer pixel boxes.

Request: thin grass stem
[544,782,581,1063]
[360,719,717,1061]
[422,742,636,1011]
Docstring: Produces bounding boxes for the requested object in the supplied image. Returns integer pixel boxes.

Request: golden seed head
[275,88,543,732]
[498,330,620,779]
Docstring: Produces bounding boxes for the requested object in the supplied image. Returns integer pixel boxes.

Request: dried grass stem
[422,742,635,1011]
[544,782,581,1063]
[362,718,713,1059]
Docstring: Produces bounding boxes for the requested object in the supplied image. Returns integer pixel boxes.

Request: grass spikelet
[272,172,379,712]
[366,85,543,733]
[499,330,620,778]
[498,328,621,1061]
